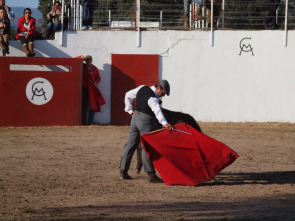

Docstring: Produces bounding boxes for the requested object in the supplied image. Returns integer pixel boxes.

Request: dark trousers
[264,0,281,26]
[82,88,89,125]
[18,35,34,45]
[82,0,95,26]
[47,22,62,32]
[120,111,156,173]
[88,110,95,125]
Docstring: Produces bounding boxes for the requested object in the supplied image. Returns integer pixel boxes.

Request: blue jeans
[82,88,89,125]
[82,0,95,26]
[184,0,203,14]
[47,22,62,32]
[264,0,281,26]
[183,0,192,14]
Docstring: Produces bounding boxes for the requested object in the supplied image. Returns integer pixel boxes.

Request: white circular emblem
[26,77,54,105]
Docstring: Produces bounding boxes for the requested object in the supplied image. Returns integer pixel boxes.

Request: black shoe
[195,15,204,21]
[148,172,163,183]
[120,170,132,180]
[263,22,269,30]
[269,24,277,30]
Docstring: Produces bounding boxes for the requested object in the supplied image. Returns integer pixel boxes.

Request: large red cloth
[141,123,239,186]
[88,81,106,112]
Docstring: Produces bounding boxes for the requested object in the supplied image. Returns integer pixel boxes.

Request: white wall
[8,30,295,123]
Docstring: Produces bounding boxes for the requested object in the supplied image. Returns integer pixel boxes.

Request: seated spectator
[264,0,281,29]
[82,0,95,30]
[0,0,15,21]
[0,8,10,56]
[47,1,62,39]
[16,8,36,57]
[183,0,204,28]
[205,0,222,28]
[0,0,14,56]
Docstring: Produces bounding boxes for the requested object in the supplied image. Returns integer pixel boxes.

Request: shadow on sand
[200,170,295,186]
[27,171,295,221]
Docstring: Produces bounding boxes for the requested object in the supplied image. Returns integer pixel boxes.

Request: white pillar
[59,0,64,46]
[136,0,141,47]
[76,0,79,30]
[284,0,289,46]
[80,5,83,30]
[70,0,74,30]
[109,10,111,27]
[160,11,162,28]
[222,0,225,28]
[210,0,214,46]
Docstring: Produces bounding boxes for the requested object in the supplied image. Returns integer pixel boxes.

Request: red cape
[141,123,239,186]
[88,81,106,112]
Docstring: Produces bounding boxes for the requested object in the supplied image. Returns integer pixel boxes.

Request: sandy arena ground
[0,122,294,220]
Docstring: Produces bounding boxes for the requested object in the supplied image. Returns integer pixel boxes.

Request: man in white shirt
[120,80,173,183]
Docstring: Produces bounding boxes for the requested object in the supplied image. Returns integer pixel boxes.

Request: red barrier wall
[0,57,82,126]
[111,54,159,125]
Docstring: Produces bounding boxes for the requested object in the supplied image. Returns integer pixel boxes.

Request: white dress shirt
[124,85,168,126]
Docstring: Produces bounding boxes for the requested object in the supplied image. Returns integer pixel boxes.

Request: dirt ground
[0,122,294,221]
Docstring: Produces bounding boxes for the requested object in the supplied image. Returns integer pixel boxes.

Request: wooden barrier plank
[0,57,82,126]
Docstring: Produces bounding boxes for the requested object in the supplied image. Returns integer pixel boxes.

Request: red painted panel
[0,57,82,126]
[111,54,159,125]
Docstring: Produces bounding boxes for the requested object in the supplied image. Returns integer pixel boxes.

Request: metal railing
[53,0,295,31]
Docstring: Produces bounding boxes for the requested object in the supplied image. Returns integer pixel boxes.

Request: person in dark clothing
[0,8,9,56]
[0,0,15,21]
[120,80,173,183]
[264,0,281,29]
[81,0,95,30]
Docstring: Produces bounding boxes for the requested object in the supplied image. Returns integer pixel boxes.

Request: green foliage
[224,0,293,29]
[92,0,183,27]
[224,0,268,29]
[38,0,53,33]
[93,0,135,26]
[10,27,17,40]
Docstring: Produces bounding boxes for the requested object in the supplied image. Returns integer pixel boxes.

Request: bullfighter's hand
[130,111,135,116]
[163,124,173,131]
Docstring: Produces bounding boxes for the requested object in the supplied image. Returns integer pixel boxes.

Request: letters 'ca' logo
[26,77,54,105]
[239,37,254,56]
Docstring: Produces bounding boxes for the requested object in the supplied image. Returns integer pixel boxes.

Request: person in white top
[120,80,173,183]
[0,0,15,21]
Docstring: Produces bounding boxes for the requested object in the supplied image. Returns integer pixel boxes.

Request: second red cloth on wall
[88,81,106,112]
